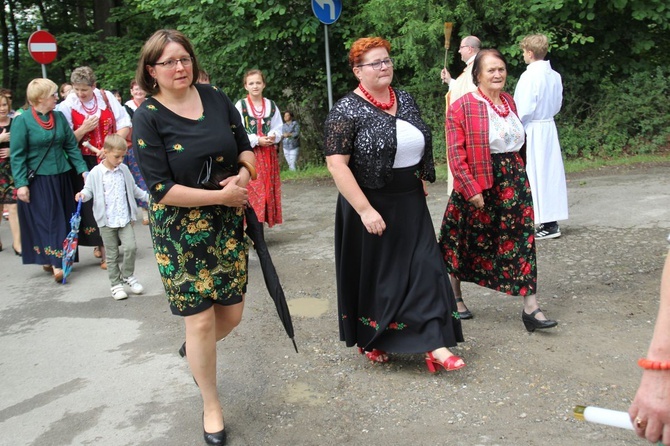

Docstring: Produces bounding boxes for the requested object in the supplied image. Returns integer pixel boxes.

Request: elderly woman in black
[324,37,464,373]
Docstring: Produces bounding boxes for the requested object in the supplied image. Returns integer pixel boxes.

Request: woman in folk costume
[57,66,131,268]
[235,69,283,227]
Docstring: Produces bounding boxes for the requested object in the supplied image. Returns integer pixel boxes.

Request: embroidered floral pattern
[137,139,146,149]
[149,201,247,313]
[147,105,157,111]
[359,317,408,331]
[173,143,184,152]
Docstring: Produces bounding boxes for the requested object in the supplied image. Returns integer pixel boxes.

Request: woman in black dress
[324,37,464,373]
[133,30,255,445]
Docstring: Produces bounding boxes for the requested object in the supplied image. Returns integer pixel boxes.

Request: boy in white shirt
[76,134,149,300]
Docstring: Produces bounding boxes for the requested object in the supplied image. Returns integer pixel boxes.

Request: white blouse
[473,93,525,154]
[393,119,425,168]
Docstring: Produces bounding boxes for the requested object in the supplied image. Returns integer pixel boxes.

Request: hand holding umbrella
[62,198,82,284]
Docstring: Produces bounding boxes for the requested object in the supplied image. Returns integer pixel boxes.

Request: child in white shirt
[76,134,150,300]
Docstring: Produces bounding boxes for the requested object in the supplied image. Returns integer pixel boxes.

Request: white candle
[574,405,633,430]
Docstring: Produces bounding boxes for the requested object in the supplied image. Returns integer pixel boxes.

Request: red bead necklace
[80,94,99,115]
[478,88,510,118]
[358,84,395,110]
[31,107,55,130]
[248,94,266,136]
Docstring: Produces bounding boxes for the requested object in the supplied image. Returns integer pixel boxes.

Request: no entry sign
[28,30,57,65]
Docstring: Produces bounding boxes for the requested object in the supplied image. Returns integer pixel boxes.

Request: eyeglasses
[356,58,394,70]
[154,57,194,69]
[459,45,471,49]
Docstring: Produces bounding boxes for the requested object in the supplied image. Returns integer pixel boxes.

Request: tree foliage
[2,0,669,162]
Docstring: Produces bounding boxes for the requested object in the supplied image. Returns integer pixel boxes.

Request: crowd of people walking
[5,28,668,446]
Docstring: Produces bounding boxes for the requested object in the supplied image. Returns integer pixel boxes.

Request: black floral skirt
[335,166,463,353]
[149,201,248,316]
[0,157,17,204]
[438,152,537,296]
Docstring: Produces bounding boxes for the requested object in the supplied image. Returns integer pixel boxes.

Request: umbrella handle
[76,197,82,214]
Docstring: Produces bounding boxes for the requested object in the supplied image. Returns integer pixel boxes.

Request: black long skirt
[18,172,78,267]
[70,155,103,247]
[334,166,464,353]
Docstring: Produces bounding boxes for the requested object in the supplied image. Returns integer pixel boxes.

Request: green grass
[281,153,670,182]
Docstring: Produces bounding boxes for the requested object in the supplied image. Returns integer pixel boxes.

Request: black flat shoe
[178,342,186,358]
[522,308,557,332]
[455,297,473,320]
[203,414,226,445]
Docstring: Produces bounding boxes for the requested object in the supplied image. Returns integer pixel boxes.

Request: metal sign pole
[37,25,47,78]
[324,24,333,110]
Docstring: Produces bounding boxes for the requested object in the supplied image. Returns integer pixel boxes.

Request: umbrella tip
[292,338,298,354]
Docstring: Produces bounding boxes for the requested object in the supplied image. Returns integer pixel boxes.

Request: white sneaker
[111,284,128,300]
[123,276,144,294]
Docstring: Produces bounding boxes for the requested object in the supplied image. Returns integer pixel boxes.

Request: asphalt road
[1,164,669,446]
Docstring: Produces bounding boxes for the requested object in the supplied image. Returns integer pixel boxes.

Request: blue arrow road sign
[312,0,342,25]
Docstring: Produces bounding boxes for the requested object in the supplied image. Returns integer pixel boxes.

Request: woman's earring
[152,78,157,89]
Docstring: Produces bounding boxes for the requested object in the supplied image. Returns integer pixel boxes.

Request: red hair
[349,37,391,68]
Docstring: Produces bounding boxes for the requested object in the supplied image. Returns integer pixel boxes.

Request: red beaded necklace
[358,84,395,110]
[477,88,510,118]
[248,94,266,136]
[80,94,99,115]
[31,107,55,130]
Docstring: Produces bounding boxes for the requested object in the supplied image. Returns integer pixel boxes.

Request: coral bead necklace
[477,88,510,118]
[358,83,395,110]
[80,94,99,115]
[248,94,266,136]
[31,107,55,130]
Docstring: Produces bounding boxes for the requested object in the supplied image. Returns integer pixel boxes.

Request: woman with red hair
[324,37,465,373]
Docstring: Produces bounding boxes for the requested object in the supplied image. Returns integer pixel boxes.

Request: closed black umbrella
[245,206,298,353]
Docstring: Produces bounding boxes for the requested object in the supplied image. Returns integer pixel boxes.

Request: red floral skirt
[438,152,537,296]
[248,145,282,227]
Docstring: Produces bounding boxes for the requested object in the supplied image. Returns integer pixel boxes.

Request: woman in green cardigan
[10,78,88,282]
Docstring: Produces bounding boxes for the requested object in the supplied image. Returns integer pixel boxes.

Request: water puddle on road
[287,297,329,318]
[284,382,324,406]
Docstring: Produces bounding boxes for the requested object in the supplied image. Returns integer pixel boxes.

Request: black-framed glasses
[154,57,194,69]
[356,58,394,70]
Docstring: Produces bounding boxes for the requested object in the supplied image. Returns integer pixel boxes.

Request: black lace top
[324,89,435,189]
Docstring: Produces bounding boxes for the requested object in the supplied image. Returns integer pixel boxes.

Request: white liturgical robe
[514,60,568,225]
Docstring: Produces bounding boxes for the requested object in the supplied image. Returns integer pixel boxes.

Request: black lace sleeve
[323,98,357,157]
[324,90,435,188]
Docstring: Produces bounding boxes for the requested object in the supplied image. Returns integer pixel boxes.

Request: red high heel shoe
[425,351,465,373]
[358,347,389,363]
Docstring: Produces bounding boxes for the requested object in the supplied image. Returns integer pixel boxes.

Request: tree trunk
[94,0,120,38]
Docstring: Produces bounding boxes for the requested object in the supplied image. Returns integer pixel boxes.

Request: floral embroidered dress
[439,91,536,296]
[324,90,463,353]
[0,118,16,204]
[235,97,283,227]
[132,84,252,315]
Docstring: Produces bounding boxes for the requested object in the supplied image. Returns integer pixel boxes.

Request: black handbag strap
[31,112,59,174]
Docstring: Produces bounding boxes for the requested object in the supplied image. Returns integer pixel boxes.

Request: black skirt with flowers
[149,201,248,316]
[438,152,537,296]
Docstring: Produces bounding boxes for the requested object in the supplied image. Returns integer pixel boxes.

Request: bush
[558,67,670,159]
